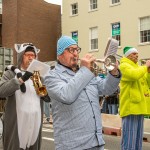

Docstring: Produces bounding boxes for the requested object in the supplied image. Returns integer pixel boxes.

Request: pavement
[0,114,150,150]
[102,113,150,142]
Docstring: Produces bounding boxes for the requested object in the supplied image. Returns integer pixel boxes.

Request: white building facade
[62,0,150,60]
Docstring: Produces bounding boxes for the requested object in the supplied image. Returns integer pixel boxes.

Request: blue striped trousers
[121,115,144,150]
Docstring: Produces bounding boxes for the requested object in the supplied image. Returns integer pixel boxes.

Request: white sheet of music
[27,59,50,77]
[104,38,119,58]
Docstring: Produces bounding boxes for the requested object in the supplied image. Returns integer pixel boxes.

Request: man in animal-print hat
[0,43,50,150]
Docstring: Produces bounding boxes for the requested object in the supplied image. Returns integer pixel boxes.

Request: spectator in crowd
[119,46,150,150]
[44,35,121,150]
[106,87,119,115]
[43,101,51,123]
[0,43,50,150]
[100,95,109,114]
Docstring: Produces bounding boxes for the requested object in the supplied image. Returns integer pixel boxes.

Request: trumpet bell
[37,86,48,97]
[104,55,116,71]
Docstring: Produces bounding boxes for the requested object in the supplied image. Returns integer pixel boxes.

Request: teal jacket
[119,57,150,117]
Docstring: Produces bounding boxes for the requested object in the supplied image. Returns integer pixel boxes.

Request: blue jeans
[43,102,50,118]
[108,104,118,115]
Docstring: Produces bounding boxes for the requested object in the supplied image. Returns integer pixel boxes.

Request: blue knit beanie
[57,36,77,55]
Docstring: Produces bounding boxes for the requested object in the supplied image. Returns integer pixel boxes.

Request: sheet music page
[27,59,50,77]
[104,38,119,58]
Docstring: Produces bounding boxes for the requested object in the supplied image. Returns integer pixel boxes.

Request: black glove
[5,65,27,93]
[10,66,17,72]
[21,71,33,82]
[41,94,51,102]
[17,72,26,93]
[20,84,26,93]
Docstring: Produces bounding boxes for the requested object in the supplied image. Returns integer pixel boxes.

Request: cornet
[95,55,116,70]
[91,55,117,76]
[140,59,150,66]
[78,55,117,76]
[30,71,48,97]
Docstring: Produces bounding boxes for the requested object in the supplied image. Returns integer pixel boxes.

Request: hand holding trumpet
[80,54,96,71]
[141,59,150,73]
[145,60,150,73]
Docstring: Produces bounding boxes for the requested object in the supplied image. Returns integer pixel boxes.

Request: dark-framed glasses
[66,46,81,54]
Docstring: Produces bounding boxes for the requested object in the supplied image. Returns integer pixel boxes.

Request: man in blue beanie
[45,35,121,150]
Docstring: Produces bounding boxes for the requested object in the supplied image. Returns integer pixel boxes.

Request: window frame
[89,0,98,11]
[111,22,121,46]
[89,27,98,51]
[71,3,78,16]
[139,16,150,44]
[111,0,120,5]
[71,31,78,44]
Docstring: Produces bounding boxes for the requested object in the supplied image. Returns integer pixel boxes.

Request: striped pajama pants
[121,115,144,150]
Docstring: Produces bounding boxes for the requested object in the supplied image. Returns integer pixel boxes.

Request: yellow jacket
[119,57,150,117]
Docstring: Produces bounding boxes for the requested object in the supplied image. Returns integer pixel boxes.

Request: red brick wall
[2,0,61,64]
[0,14,2,46]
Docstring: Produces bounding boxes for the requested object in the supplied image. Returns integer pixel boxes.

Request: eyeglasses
[66,47,81,54]
[23,43,34,47]
[24,53,36,58]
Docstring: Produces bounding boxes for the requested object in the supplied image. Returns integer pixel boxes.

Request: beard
[71,58,78,67]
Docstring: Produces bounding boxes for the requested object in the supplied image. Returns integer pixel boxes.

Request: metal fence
[0,47,13,79]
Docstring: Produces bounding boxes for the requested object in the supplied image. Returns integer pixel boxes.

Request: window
[71,3,78,15]
[90,0,97,10]
[111,0,120,4]
[112,22,121,46]
[90,27,98,50]
[72,31,78,43]
[140,16,150,43]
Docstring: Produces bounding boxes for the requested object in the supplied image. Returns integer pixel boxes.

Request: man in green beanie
[119,46,150,150]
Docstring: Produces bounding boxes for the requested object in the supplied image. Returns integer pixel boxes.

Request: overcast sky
[44,0,62,5]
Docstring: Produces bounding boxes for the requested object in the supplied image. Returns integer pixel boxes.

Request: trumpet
[30,71,48,97]
[140,59,150,66]
[94,55,117,71]
[78,55,117,76]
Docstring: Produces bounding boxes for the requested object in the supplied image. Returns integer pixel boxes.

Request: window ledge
[110,2,121,7]
[88,49,99,52]
[138,42,150,46]
[70,14,78,17]
[88,8,98,13]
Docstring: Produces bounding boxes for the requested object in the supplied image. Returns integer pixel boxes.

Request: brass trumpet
[140,59,150,66]
[95,55,116,70]
[30,71,48,97]
[78,55,117,76]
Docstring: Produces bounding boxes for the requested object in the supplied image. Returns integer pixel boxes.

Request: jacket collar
[55,63,76,76]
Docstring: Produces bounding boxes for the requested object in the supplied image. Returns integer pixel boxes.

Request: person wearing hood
[0,43,50,150]
[119,47,150,150]
[44,36,121,150]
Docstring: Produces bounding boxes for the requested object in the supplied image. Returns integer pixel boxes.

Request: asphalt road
[41,124,150,150]
[0,123,150,150]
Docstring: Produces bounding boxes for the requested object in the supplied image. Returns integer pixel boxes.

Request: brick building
[0,14,2,47]
[2,0,61,64]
